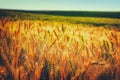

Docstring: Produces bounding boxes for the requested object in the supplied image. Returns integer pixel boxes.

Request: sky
[0,0,120,11]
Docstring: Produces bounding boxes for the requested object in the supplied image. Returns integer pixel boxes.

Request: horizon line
[0,8,120,12]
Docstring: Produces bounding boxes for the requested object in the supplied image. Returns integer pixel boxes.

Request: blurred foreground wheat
[0,19,120,80]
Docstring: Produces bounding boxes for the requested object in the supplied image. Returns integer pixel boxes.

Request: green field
[0,9,120,28]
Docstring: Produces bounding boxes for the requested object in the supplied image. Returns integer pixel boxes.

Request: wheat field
[0,15,120,80]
